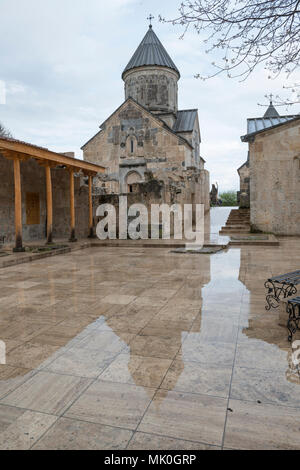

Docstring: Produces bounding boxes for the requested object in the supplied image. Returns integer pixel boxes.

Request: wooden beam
[35,158,58,169]
[45,166,53,244]
[88,175,94,238]
[13,158,25,252]
[69,169,77,242]
[0,138,105,174]
[1,150,30,161]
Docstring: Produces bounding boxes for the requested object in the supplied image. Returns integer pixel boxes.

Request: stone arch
[126,171,143,193]
[126,171,142,185]
[119,166,145,194]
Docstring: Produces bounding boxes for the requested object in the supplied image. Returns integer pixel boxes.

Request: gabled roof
[241,115,300,142]
[241,100,299,142]
[173,110,198,133]
[81,98,193,150]
[122,26,180,79]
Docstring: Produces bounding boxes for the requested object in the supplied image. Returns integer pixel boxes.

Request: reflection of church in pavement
[104,254,211,398]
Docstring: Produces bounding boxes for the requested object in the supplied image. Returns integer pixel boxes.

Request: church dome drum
[122,26,180,115]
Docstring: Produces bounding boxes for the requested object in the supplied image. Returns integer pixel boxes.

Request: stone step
[223,226,250,230]
[227,222,250,225]
[220,227,250,233]
[220,208,251,235]
[227,219,250,223]
[222,224,250,229]
[219,229,250,234]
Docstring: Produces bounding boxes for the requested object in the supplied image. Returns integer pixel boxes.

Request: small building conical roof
[263,102,280,118]
[122,26,180,79]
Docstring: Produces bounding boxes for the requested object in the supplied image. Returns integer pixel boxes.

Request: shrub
[219,191,238,206]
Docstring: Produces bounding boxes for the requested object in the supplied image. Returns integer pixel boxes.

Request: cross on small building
[147,14,154,27]
[267,93,274,104]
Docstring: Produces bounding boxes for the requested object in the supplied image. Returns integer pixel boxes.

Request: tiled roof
[173,110,198,133]
[122,26,180,78]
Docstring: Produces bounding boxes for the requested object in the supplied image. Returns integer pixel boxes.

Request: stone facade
[0,154,90,243]
[82,26,210,217]
[83,99,210,212]
[246,120,300,235]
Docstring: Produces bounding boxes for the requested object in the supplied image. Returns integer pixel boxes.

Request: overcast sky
[1,0,299,191]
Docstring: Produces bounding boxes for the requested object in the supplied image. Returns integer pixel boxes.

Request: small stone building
[237,154,250,208]
[82,25,210,214]
[240,102,300,235]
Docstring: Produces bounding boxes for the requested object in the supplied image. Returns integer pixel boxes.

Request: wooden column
[13,158,25,252]
[88,175,94,238]
[69,169,77,242]
[45,165,53,244]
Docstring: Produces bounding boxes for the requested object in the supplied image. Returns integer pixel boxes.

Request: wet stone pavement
[0,208,300,449]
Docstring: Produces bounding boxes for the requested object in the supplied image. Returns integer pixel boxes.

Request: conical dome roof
[122,26,180,79]
[263,102,280,118]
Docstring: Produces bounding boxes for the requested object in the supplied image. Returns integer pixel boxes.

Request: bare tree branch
[0,122,12,138]
[160,0,300,84]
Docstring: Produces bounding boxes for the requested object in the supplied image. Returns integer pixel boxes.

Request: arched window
[126,135,137,155]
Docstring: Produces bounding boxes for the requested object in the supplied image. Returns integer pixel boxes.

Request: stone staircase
[219,208,250,234]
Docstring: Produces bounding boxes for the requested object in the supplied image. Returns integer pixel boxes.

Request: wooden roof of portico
[0,136,105,250]
[0,136,105,175]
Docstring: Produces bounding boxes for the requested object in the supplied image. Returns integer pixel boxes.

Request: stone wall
[94,172,210,239]
[0,154,90,244]
[237,161,250,208]
[123,66,179,114]
[249,120,300,235]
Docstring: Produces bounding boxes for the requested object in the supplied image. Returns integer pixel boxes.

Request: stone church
[239,100,300,235]
[82,24,210,213]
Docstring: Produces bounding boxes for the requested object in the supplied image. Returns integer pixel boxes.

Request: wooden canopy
[0,137,105,250]
[0,137,105,175]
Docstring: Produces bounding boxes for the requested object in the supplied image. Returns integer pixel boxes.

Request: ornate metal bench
[265,270,300,310]
[287,297,300,342]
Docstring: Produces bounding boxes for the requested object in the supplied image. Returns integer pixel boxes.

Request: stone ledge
[0,241,92,270]
[228,234,279,246]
